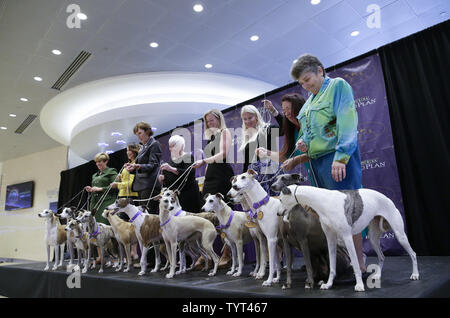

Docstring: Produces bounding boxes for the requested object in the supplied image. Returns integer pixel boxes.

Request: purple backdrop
[155,53,406,257]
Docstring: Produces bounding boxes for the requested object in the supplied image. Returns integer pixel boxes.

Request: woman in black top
[159,135,203,213]
[239,104,283,195]
[125,122,162,214]
[193,109,234,199]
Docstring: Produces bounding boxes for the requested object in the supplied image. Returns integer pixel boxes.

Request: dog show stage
[0,256,448,298]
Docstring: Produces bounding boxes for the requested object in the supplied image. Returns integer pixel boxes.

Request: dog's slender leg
[205,233,219,277]
[44,245,50,270]
[53,244,59,270]
[282,236,292,289]
[68,240,74,266]
[342,233,364,291]
[116,243,125,272]
[300,238,315,289]
[250,233,260,277]
[320,226,338,290]
[368,219,385,280]
[384,210,419,280]
[84,245,90,273]
[152,243,161,272]
[166,241,177,278]
[139,246,150,276]
[98,246,104,273]
[124,243,132,272]
[257,235,268,279]
[234,240,244,277]
[227,242,237,275]
[263,237,278,286]
[59,244,65,267]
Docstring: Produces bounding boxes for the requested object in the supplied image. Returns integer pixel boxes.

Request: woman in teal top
[290,53,366,273]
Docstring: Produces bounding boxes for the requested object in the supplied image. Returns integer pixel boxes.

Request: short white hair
[168,135,185,148]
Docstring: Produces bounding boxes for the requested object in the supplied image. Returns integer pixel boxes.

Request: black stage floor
[0,256,448,298]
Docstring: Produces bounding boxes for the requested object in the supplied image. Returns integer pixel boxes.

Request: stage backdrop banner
[156,53,406,256]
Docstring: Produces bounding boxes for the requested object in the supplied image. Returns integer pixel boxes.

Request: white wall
[0,146,67,261]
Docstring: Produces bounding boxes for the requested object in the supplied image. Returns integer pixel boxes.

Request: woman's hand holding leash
[193,159,206,169]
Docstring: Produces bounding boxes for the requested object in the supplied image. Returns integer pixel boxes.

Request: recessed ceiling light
[77,13,87,20]
[97,142,109,147]
[116,140,127,145]
[34,76,43,81]
[111,132,123,137]
[9,114,17,118]
[20,97,28,102]
[350,30,360,37]
[149,42,159,48]
[204,64,213,69]
[0,127,7,130]
[440,11,447,17]
[250,35,259,41]
[311,0,321,5]
[193,4,204,12]
[105,150,114,155]
[52,49,62,55]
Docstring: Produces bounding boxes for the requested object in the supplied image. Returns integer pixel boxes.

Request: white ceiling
[0,0,448,164]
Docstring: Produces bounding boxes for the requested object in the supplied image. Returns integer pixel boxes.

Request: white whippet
[227,187,268,279]
[279,185,420,292]
[201,193,254,277]
[38,209,67,271]
[160,194,219,279]
[158,189,211,274]
[229,170,283,286]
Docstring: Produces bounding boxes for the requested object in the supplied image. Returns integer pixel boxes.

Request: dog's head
[159,188,180,212]
[65,218,81,232]
[60,206,77,219]
[38,209,56,219]
[76,210,93,223]
[102,208,117,219]
[231,169,258,192]
[278,185,301,216]
[201,193,225,213]
[115,198,133,209]
[226,187,244,204]
[271,173,305,192]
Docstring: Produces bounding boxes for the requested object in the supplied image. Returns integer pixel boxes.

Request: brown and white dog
[108,199,166,276]
[102,209,138,273]
[38,209,67,271]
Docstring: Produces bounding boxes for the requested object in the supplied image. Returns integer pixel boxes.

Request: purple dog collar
[89,225,101,238]
[252,194,270,210]
[174,209,183,217]
[245,209,257,219]
[160,216,172,227]
[216,210,235,230]
[129,210,142,223]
